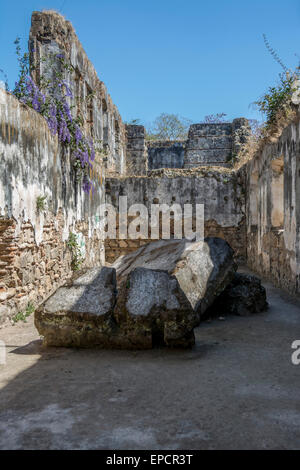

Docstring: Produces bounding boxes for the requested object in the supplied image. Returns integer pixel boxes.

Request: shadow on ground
[0,270,299,450]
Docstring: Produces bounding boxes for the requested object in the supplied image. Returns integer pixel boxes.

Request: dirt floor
[0,268,300,450]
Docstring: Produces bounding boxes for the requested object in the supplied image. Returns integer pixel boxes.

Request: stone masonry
[0,88,104,321]
[0,10,300,324]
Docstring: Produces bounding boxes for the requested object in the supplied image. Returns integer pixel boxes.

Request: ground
[0,268,299,450]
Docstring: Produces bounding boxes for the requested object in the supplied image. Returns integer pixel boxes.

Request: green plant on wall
[255,73,297,128]
[36,195,47,212]
[12,302,35,324]
[255,34,299,129]
[67,232,83,271]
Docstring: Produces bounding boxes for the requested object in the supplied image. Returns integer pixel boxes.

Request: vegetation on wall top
[254,34,300,130]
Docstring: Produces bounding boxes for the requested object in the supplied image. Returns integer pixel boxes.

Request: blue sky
[1,0,300,125]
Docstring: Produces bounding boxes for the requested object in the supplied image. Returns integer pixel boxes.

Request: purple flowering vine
[12,50,96,193]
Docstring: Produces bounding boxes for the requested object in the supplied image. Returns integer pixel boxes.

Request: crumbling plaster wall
[30,11,127,175]
[0,89,105,322]
[245,109,300,293]
[105,168,246,263]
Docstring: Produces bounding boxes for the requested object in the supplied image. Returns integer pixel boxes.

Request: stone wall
[0,89,105,322]
[184,123,233,167]
[30,10,127,175]
[125,125,148,175]
[184,119,251,168]
[147,141,185,170]
[105,167,246,263]
[2,7,299,318]
[245,110,300,293]
[128,119,251,172]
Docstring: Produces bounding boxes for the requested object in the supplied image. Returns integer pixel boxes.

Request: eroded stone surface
[114,267,196,348]
[35,267,118,348]
[114,237,237,317]
[35,238,237,349]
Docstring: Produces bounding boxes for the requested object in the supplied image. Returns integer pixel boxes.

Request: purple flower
[63,101,72,122]
[58,81,73,98]
[82,149,89,166]
[75,126,82,144]
[32,94,41,112]
[83,177,92,193]
[65,85,72,98]
[14,69,96,196]
[87,138,95,161]
[58,111,71,143]
[46,107,58,135]
[49,103,57,118]
[47,118,57,135]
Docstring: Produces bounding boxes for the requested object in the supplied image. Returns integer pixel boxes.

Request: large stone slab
[114,237,237,317]
[114,266,196,348]
[35,238,237,349]
[112,237,236,347]
[35,267,119,347]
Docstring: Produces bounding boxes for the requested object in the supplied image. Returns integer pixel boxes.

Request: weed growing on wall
[67,232,83,271]
[36,195,47,212]
[255,35,300,130]
[255,73,297,128]
[12,303,35,324]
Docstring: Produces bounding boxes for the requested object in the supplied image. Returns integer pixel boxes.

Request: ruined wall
[184,119,251,168]
[0,89,105,322]
[125,125,148,175]
[184,123,233,167]
[3,8,299,315]
[131,120,251,172]
[245,110,300,293]
[30,11,127,175]
[147,141,185,170]
[105,168,246,263]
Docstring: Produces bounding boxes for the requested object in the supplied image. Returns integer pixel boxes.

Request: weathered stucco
[245,109,300,293]
[30,11,127,175]
[105,168,246,262]
[0,89,105,321]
